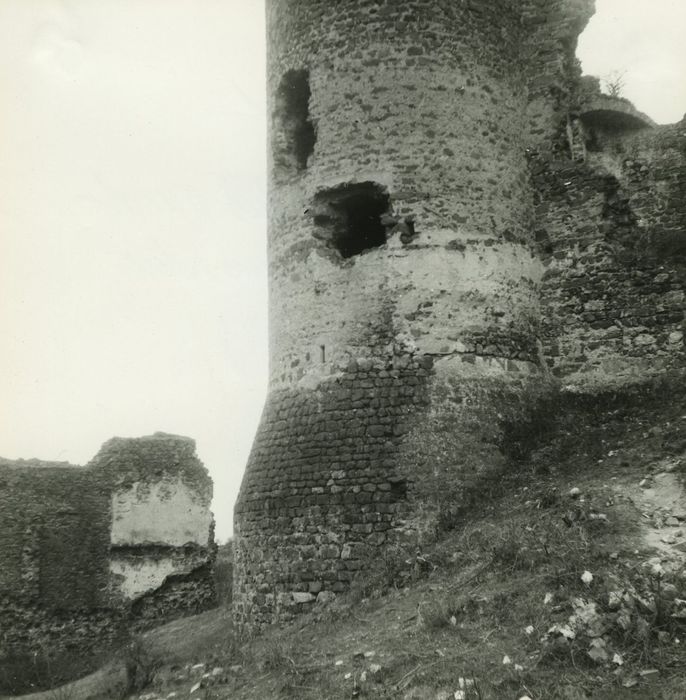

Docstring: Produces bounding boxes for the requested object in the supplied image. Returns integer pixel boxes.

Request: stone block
[292,592,315,604]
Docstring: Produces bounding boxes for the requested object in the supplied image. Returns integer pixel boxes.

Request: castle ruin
[233,0,685,625]
[0,433,215,668]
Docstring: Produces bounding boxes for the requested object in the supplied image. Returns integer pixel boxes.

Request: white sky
[0,0,684,541]
[578,0,686,124]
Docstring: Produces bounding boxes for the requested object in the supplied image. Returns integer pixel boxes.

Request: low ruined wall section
[0,435,215,660]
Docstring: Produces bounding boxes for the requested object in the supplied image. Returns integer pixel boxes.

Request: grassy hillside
[8,375,686,700]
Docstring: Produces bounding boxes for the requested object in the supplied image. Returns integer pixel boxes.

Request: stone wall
[521,0,595,150]
[234,0,594,626]
[91,435,215,606]
[0,462,110,614]
[609,120,686,266]
[533,74,686,385]
[0,434,215,663]
[533,152,685,385]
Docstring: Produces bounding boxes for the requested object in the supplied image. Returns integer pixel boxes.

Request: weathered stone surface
[292,592,315,604]
[110,475,212,548]
[0,433,215,662]
[533,107,686,384]
[233,0,685,627]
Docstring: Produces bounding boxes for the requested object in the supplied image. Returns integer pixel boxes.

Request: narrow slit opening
[273,69,316,173]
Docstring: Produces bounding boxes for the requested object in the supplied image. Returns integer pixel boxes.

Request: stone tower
[233,0,600,625]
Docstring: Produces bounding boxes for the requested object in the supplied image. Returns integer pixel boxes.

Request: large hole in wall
[311,182,392,258]
[273,69,316,173]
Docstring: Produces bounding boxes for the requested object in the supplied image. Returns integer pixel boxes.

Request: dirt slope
[12,377,686,700]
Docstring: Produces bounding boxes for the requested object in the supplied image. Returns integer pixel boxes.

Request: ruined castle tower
[234,0,686,624]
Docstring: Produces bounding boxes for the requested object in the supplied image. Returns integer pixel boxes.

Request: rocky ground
[8,376,686,700]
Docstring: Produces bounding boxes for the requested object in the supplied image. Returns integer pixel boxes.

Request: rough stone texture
[234,0,685,626]
[0,434,215,661]
[536,79,686,385]
[533,153,686,384]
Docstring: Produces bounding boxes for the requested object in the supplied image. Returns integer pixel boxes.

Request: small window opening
[389,476,408,500]
[311,182,392,258]
[320,345,326,363]
[534,228,553,259]
[274,69,316,172]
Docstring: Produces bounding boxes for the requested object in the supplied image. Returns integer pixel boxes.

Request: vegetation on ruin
[11,373,686,700]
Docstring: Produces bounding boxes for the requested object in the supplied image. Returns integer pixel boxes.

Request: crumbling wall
[0,461,110,611]
[0,461,115,662]
[532,153,685,385]
[90,434,214,607]
[532,70,686,386]
[0,434,215,665]
[608,119,686,266]
[521,0,595,150]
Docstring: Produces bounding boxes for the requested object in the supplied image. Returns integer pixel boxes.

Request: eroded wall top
[0,433,216,660]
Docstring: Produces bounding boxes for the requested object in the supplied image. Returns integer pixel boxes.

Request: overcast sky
[1,0,684,541]
[578,0,686,124]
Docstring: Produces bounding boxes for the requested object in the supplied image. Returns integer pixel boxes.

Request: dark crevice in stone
[534,227,554,262]
[110,543,209,557]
